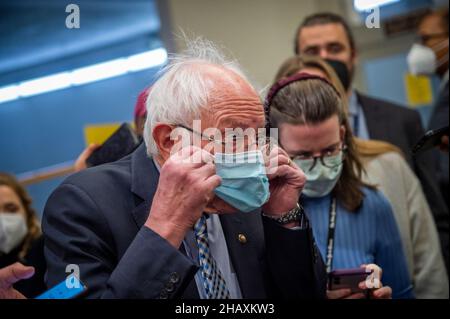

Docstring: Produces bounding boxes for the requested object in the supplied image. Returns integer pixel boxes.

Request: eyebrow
[1,201,20,209]
[295,141,341,154]
[304,41,345,50]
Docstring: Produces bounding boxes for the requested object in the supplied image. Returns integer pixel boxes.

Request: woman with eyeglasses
[266,73,414,299]
[273,54,448,299]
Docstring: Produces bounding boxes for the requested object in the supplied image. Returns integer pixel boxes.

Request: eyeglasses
[417,33,448,44]
[291,143,347,171]
[176,125,274,153]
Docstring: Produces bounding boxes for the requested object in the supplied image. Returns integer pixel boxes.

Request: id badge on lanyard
[326,197,338,274]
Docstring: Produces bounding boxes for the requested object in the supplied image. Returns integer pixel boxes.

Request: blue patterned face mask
[214,150,270,213]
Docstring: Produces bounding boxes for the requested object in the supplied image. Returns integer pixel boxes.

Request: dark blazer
[42,143,327,299]
[357,92,449,270]
[428,80,449,271]
[428,79,449,131]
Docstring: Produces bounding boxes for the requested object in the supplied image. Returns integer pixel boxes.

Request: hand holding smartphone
[35,275,87,299]
[413,126,449,155]
[328,268,373,295]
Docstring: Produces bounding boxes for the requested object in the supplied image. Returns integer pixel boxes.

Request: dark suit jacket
[42,143,327,299]
[428,79,449,196]
[357,92,449,270]
[428,80,449,271]
[428,79,449,131]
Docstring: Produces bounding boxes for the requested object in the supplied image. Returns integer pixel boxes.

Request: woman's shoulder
[367,151,405,170]
[361,186,392,213]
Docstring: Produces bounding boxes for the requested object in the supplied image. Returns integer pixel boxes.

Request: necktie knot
[194,215,208,239]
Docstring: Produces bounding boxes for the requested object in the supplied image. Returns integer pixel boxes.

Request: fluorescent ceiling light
[126,48,168,72]
[71,58,128,86]
[19,72,72,97]
[0,85,20,103]
[354,0,401,11]
[0,48,167,104]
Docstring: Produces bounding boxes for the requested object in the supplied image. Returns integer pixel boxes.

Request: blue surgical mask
[214,150,270,213]
[295,153,343,198]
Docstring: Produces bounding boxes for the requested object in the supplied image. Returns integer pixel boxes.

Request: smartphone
[86,123,141,167]
[35,276,87,299]
[413,126,449,155]
[328,268,373,294]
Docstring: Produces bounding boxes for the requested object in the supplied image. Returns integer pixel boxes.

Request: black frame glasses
[292,144,347,172]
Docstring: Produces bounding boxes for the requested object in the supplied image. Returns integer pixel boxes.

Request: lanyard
[325,197,337,274]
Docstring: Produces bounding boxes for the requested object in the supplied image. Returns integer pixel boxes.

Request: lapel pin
[238,233,247,244]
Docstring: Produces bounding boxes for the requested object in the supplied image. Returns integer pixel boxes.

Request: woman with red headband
[266,73,413,299]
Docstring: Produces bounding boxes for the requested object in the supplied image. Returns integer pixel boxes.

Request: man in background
[294,12,449,272]
[409,8,449,202]
[409,8,449,273]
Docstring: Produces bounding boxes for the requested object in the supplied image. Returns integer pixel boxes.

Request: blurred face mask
[0,213,28,254]
[325,59,351,91]
[295,153,344,198]
[214,150,270,213]
[407,40,449,75]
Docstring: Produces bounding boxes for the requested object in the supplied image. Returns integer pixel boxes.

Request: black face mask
[325,59,351,92]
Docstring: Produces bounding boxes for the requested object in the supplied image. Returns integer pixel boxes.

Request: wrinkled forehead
[200,65,265,129]
[199,63,258,98]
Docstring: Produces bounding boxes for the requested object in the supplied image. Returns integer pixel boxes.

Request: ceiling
[0,0,161,83]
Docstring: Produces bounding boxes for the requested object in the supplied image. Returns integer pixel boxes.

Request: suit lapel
[130,144,160,228]
[219,212,267,298]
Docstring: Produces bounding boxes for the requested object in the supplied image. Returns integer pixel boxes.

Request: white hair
[143,37,256,157]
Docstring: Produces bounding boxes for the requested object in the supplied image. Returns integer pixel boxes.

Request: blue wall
[0,68,161,219]
[363,52,441,127]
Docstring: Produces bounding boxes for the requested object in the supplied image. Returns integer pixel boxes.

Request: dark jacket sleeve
[428,82,449,131]
[42,183,198,299]
[262,217,327,299]
[407,111,450,270]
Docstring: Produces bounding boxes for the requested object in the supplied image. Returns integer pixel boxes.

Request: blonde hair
[355,139,403,160]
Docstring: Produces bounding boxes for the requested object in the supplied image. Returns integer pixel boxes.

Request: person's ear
[340,125,346,142]
[152,123,177,161]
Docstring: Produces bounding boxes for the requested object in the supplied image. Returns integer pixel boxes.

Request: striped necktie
[194,215,231,299]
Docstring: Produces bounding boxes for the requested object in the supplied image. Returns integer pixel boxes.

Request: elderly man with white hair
[42,39,327,299]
